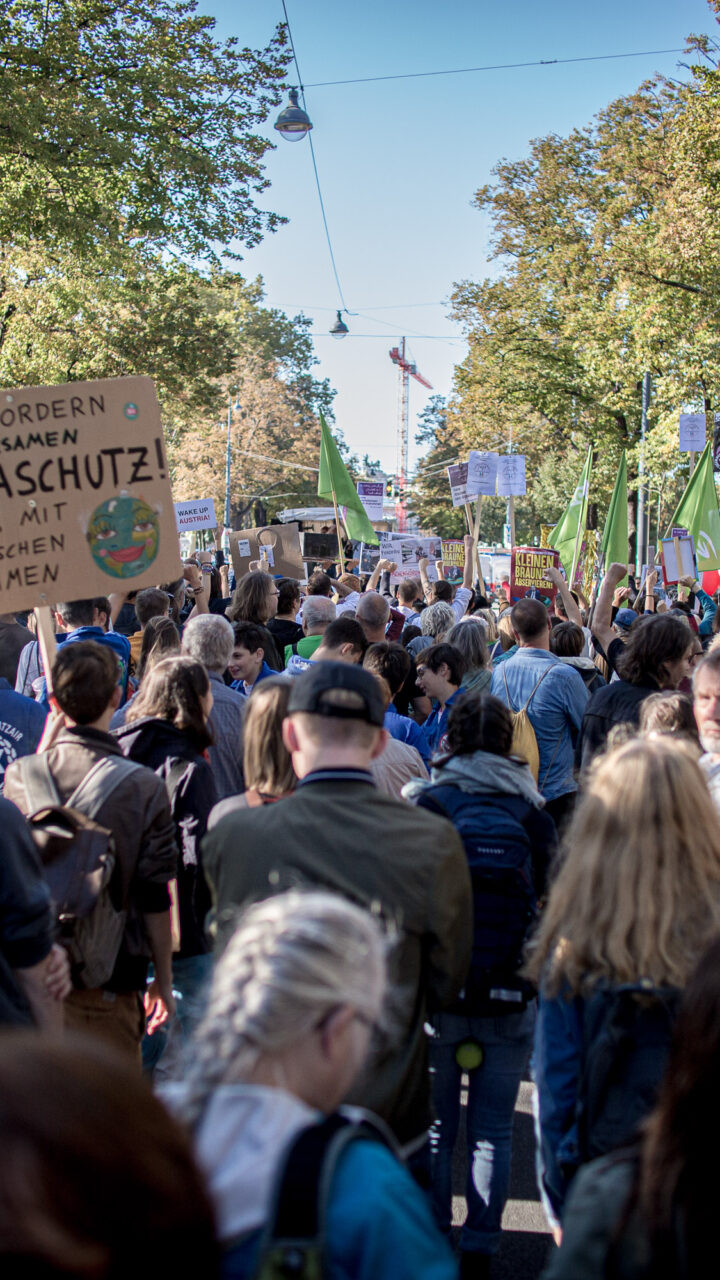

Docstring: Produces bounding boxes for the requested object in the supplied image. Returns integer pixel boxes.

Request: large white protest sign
[356,481,384,522]
[0,375,180,612]
[467,451,499,497]
[174,498,217,532]
[380,532,439,582]
[497,455,526,496]
[679,414,706,453]
[447,462,471,507]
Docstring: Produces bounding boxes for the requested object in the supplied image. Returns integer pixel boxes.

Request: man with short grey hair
[356,591,391,645]
[182,615,245,799]
[284,594,336,666]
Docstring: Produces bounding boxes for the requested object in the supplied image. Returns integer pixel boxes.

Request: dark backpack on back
[248,1112,392,1280]
[17,753,143,990]
[420,784,537,1014]
[574,981,680,1168]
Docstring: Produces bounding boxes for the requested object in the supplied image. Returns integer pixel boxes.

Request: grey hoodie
[403,747,544,808]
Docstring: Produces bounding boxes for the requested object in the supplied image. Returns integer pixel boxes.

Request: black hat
[287,661,385,727]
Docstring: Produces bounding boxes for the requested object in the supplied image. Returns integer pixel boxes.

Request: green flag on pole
[665,443,720,572]
[317,412,379,545]
[601,453,629,584]
[549,446,593,580]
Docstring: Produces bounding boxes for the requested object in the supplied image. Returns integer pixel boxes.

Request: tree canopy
[434,15,720,553]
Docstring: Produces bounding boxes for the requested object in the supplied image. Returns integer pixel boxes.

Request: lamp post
[225,391,239,532]
[636,372,651,577]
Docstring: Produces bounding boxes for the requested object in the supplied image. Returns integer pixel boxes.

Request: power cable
[305,47,685,89]
[280,1,354,315]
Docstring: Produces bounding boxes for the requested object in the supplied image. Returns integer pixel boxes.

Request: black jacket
[116,718,217,958]
[576,679,659,770]
[203,769,472,1146]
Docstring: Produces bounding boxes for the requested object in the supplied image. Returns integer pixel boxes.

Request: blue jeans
[429,1003,535,1256]
[142,953,214,1079]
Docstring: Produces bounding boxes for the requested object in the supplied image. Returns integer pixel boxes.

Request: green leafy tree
[0,0,290,261]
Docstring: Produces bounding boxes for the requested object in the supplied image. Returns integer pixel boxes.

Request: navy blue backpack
[418,785,537,1014]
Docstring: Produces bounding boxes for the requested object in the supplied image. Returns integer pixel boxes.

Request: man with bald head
[490,596,588,828]
[356,591,391,644]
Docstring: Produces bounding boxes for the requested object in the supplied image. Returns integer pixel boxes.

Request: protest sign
[491,553,512,588]
[356,481,384,522]
[352,541,380,574]
[441,539,465,584]
[381,532,440,582]
[467,451,499,497]
[174,498,217,532]
[300,531,339,561]
[229,523,304,580]
[0,375,180,612]
[679,414,706,453]
[661,535,697,585]
[447,462,471,507]
[497,455,526,497]
[510,546,559,603]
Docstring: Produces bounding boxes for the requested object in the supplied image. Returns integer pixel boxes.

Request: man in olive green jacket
[203,662,472,1156]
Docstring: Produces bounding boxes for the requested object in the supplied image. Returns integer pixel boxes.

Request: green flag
[317,412,379,546]
[601,453,629,583]
[549,446,593,580]
[665,443,720,572]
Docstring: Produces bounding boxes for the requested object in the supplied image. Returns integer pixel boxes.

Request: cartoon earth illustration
[86,496,160,579]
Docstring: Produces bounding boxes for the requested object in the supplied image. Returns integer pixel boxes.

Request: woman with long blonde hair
[528,737,720,1234]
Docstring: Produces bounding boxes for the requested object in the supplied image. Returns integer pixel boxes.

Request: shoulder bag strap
[520,663,554,713]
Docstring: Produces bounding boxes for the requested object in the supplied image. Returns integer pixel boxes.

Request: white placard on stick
[497,454,526,496]
[447,462,471,507]
[356,481,384,522]
[174,498,217,532]
[467,451,499,497]
[661,535,696,585]
[679,414,706,453]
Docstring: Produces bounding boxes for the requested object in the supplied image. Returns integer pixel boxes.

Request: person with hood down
[116,655,217,1068]
[404,691,557,1278]
[167,890,456,1280]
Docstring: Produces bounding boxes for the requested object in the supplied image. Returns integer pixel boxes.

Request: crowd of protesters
[3,532,720,1279]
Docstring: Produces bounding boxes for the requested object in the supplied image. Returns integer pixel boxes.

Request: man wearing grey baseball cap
[202,661,472,1162]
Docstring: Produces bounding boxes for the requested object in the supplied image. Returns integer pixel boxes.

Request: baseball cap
[287,661,385,727]
[614,608,637,632]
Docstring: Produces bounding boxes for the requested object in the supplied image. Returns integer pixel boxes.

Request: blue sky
[201,0,713,475]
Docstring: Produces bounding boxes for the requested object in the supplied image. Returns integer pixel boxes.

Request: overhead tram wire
[280,1,355,318]
[304,47,685,89]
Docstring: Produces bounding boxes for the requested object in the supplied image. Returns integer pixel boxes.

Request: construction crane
[389,338,432,531]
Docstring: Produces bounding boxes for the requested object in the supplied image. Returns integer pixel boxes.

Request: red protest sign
[510,546,559,603]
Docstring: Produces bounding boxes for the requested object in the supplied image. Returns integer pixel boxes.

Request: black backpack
[574,981,680,1168]
[17,753,144,989]
[419,784,537,1014]
[247,1112,392,1280]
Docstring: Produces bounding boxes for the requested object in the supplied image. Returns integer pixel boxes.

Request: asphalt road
[451,1076,555,1279]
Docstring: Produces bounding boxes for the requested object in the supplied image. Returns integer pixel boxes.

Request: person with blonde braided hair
[165,890,455,1280]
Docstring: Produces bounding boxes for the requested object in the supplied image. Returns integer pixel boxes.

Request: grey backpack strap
[20,752,63,814]
[67,757,143,822]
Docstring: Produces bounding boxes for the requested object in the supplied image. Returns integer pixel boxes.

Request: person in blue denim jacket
[490,598,588,830]
[526,737,720,1234]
